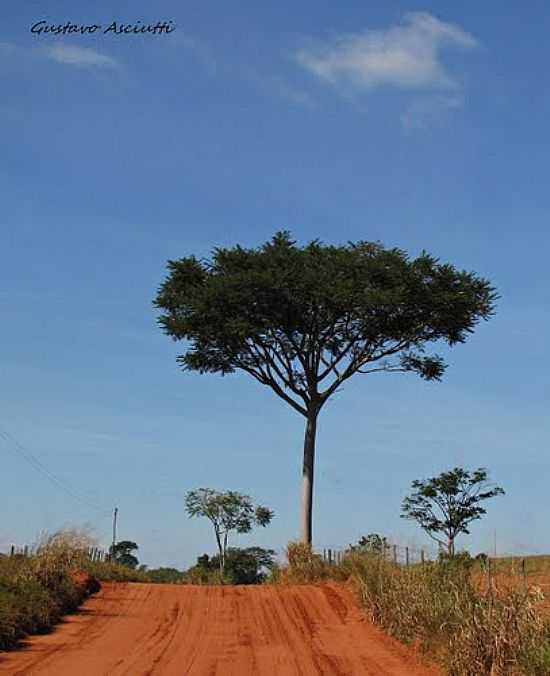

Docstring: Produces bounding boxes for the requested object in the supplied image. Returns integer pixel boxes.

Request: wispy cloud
[296,12,478,92]
[401,93,464,129]
[45,44,117,68]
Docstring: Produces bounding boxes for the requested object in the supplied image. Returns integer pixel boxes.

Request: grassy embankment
[0,531,152,651]
[271,543,550,676]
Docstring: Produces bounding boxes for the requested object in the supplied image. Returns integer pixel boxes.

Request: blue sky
[1,0,548,568]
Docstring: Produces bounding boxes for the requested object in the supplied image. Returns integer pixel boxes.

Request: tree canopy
[400,467,505,555]
[191,547,276,584]
[111,540,139,569]
[156,232,497,543]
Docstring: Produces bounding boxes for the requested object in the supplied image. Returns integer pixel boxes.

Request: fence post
[10,545,14,557]
[328,549,332,565]
[405,547,409,567]
[421,549,425,565]
[23,545,29,558]
[323,548,326,562]
[393,545,397,564]
[521,558,527,591]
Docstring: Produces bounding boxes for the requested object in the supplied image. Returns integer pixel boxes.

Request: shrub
[268,542,329,584]
[0,529,100,651]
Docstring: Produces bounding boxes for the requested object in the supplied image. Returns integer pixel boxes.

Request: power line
[0,423,112,517]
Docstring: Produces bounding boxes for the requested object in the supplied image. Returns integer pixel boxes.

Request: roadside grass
[268,542,333,584]
[0,529,156,651]
[0,530,96,650]
[270,545,550,676]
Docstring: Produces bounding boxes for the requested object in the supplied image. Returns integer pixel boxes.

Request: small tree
[400,467,504,555]
[156,232,496,544]
[111,540,139,568]
[351,533,389,555]
[185,488,274,575]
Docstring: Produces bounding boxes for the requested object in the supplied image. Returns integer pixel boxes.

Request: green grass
[0,553,87,650]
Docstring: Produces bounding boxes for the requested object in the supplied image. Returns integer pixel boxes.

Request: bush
[145,568,184,584]
[268,542,330,584]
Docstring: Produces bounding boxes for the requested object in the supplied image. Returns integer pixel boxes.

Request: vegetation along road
[0,582,439,675]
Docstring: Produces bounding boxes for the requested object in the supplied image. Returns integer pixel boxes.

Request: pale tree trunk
[223,532,228,572]
[215,530,224,575]
[448,535,455,556]
[299,408,318,544]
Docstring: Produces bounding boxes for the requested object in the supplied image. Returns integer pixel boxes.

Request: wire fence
[314,542,438,567]
[1,544,110,562]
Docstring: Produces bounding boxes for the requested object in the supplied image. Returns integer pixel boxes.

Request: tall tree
[156,232,496,543]
[185,488,273,575]
[400,467,505,555]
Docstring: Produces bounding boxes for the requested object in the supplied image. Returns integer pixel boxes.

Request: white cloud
[296,12,478,92]
[45,44,117,68]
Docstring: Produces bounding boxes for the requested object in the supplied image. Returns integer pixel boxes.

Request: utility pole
[111,507,118,558]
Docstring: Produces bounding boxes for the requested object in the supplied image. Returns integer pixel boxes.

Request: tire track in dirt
[0,582,440,675]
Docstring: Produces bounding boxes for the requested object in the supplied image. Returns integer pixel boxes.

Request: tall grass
[345,551,550,675]
[270,545,550,675]
[268,542,332,584]
[0,529,99,650]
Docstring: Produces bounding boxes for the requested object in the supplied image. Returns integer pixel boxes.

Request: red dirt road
[0,582,440,676]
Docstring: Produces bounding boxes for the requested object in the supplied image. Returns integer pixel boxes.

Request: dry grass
[271,546,550,675]
[345,552,550,675]
[268,542,332,584]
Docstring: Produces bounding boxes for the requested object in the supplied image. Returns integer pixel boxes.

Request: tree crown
[155,232,496,417]
[185,488,274,536]
[400,467,505,551]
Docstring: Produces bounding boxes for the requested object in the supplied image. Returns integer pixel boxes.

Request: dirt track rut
[0,582,440,675]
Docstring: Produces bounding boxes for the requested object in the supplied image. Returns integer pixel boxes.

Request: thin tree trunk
[448,536,455,557]
[299,409,318,544]
[223,532,228,573]
[215,530,224,576]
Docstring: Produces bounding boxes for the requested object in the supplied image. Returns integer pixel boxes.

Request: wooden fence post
[10,545,14,557]
[328,549,332,565]
[405,547,409,567]
[393,545,397,564]
[23,545,29,557]
[421,549,425,565]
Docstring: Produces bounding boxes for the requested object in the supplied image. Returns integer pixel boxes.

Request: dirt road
[0,582,439,675]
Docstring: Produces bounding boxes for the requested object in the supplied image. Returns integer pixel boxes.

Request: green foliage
[185,488,274,574]
[145,567,184,584]
[401,467,505,555]
[188,547,276,585]
[83,560,148,583]
[351,533,389,555]
[110,540,139,569]
[155,232,496,415]
[0,530,100,651]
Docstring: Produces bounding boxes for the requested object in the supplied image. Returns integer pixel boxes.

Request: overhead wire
[0,423,112,517]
